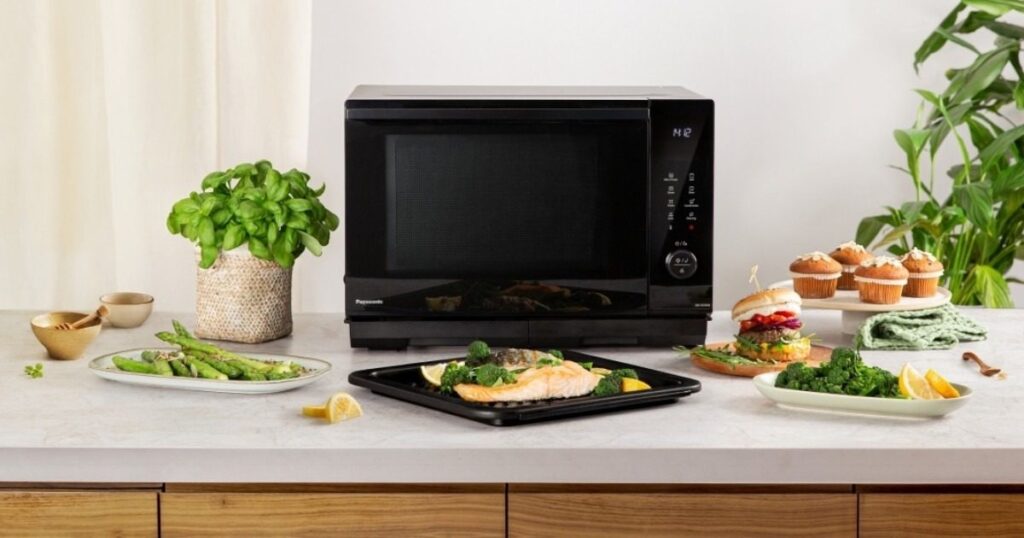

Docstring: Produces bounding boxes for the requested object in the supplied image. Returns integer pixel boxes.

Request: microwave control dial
[665,249,698,280]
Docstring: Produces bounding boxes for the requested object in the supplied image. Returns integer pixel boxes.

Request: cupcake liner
[837,272,857,291]
[793,277,838,299]
[858,282,904,304]
[903,277,939,298]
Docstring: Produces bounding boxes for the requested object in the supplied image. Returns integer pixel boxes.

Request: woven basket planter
[194,248,293,343]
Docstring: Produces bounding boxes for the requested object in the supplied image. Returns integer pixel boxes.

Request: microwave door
[345,107,649,319]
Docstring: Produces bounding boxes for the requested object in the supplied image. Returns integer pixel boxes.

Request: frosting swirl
[834,241,867,253]
[902,248,938,263]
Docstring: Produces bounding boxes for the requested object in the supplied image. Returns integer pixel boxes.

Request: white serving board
[89,348,331,394]
[769,280,951,312]
[753,372,971,419]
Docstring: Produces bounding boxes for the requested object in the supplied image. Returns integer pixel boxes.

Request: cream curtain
[0,0,311,312]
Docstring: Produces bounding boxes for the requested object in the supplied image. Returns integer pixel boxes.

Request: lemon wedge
[324,392,363,424]
[925,369,960,399]
[420,363,447,387]
[621,377,652,392]
[302,405,326,418]
[591,367,613,376]
[899,363,942,400]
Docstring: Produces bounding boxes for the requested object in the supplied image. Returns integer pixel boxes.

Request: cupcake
[789,252,843,298]
[854,256,909,304]
[901,248,943,297]
[828,241,874,290]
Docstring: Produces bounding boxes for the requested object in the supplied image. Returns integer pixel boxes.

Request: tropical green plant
[857,0,1024,307]
[166,161,339,269]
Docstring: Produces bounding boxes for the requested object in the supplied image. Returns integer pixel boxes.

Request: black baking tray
[348,350,701,426]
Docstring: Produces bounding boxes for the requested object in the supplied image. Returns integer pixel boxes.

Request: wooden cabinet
[160,484,505,537]
[0,490,157,537]
[860,493,1024,538]
[508,485,857,538]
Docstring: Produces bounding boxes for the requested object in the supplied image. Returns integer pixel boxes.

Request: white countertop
[1,308,1021,484]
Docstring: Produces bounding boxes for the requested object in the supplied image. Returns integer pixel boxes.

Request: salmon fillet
[454,360,601,403]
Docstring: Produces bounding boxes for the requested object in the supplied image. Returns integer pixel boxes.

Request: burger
[690,288,811,376]
[732,288,810,362]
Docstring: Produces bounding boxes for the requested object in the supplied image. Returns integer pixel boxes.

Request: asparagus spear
[155,332,273,372]
[140,350,159,363]
[266,363,299,381]
[112,356,156,374]
[199,357,243,379]
[152,359,173,377]
[183,355,228,380]
[172,320,194,339]
[168,359,192,377]
[227,360,268,381]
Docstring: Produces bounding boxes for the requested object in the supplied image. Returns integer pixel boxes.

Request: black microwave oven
[345,85,713,349]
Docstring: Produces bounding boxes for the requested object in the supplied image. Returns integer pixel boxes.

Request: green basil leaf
[211,208,232,226]
[199,245,219,269]
[242,218,261,236]
[283,227,298,252]
[298,230,323,256]
[265,168,284,200]
[173,198,200,215]
[199,195,220,216]
[222,223,246,251]
[267,222,279,247]
[285,212,311,229]
[237,201,265,220]
[262,200,282,216]
[272,235,295,268]
[284,199,313,212]
[198,216,216,247]
[248,237,270,260]
[312,183,326,197]
[324,209,340,231]
[166,213,181,234]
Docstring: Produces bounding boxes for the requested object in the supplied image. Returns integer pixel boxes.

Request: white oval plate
[89,348,332,394]
[753,372,971,419]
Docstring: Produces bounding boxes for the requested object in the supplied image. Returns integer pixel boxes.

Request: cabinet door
[860,493,1024,537]
[508,486,856,538]
[161,485,505,537]
[0,491,157,537]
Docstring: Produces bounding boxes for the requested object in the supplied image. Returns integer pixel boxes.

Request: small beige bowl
[100,292,154,328]
[31,312,102,360]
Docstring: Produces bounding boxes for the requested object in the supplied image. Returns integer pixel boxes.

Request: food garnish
[24,363,43,379]
[621,377,652,392]
[110,321,308,381]
[925,368,961,399]
[420,363,448,387]
[775,347,901,398]
[302,393,362,423]
[592,369,639,397]
[898,363,942,400]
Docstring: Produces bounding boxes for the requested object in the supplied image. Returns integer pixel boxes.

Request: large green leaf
[873,223,914,250]
[965,264,1014,307]
[947,49,1010,105]
[856,215,892,246]
[298,231,323,256]
[984,19,1024,39]
[915,4,966,71]
[964,0,1016,16]
[979,123,1024,173]
[954,182,996,231]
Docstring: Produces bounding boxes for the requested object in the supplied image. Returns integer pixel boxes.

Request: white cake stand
[769,280,951,335]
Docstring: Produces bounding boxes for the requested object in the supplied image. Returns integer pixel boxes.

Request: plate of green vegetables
[88,321,331,394]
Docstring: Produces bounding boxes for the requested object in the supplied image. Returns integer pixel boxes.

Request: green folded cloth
[855,304,987,350]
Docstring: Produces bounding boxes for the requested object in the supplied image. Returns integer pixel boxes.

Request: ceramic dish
[89,348,331,394]
[753,372,971,418]
[31,312,102,360]
[100,292,154,328]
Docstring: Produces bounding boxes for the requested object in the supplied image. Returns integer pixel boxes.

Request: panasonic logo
[355,299,383,305]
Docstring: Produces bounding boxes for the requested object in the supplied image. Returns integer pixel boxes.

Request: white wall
[310,0,1024,311]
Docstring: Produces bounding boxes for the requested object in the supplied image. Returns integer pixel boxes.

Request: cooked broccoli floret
[439,363,474,393]
[474,363,516,387]
[547,349,564,359]
[592,368,641,397]
[773,347,902,398]
[467,340,491,361]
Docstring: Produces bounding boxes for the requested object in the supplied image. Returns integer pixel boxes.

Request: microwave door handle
[345,107,649,121]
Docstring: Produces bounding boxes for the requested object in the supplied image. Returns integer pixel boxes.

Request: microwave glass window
[384,129,644,278]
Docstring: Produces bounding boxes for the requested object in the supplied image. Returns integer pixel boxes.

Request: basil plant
[167,161,339,269]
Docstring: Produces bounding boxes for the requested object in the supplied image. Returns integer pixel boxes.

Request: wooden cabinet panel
[508,489,856,538]
[860,493,1024,537]
[0,491,157,537]
[161,488,505,537]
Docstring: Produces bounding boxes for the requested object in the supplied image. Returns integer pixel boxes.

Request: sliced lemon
[591,367,613,376]
[621,377,652,392]
[925,369,960,399]
[302,405,327,418]
[899,363,942,400]
[324,392,363,424]
[420,363,448,387]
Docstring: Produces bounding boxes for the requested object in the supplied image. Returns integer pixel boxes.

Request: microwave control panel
[649,99,714,314]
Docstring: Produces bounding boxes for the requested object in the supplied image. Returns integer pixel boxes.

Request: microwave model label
[355,299,384,305]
